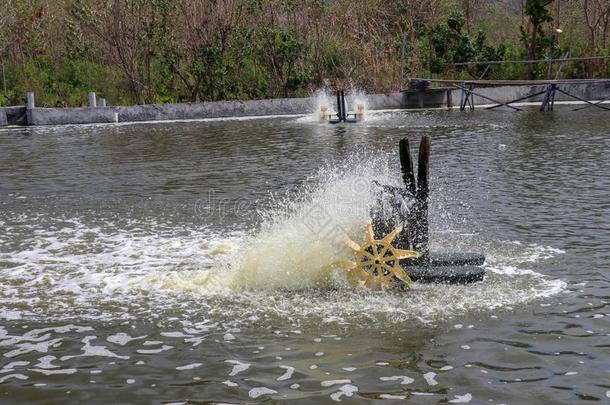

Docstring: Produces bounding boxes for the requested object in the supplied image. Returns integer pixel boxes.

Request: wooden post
[446,90,453,108]
[88,92,97,108]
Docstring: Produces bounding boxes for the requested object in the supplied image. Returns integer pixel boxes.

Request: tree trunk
[526,23,538,80]
[463,0,471,35]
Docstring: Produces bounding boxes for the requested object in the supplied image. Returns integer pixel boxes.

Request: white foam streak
[225,360,250,376]
[248,387,278,399]
[277,365,295,381]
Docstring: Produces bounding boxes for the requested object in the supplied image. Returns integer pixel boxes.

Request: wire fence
[403,55,610,88]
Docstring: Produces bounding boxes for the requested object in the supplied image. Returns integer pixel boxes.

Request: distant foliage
[426,10,506,77]
[0,0,608,106]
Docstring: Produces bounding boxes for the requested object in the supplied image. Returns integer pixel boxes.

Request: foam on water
[0,154,566,326]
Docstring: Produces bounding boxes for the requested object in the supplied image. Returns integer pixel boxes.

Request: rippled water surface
[0,107,609,404]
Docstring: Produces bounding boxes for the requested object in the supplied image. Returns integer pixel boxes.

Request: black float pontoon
[372,136,485,284]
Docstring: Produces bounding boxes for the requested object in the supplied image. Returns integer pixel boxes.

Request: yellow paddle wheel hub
[343,224,420,290]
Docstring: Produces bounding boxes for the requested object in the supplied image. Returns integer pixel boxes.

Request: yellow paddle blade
[381,227,402,244]
[328,260,356,270]
[343,236,362,252]
[394,249,421,260]
[365,223,375,243]
[391,265,413,288]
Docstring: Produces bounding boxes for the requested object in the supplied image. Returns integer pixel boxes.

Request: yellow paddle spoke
[361,250,374,259]
[378,244,390,258]
[381,227,401,244]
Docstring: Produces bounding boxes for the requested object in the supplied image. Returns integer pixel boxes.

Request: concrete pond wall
[0,106,27,126]
[27,107,119,126]
[466,81,610,107]
[114,97,313,122]
[1,82,609,127]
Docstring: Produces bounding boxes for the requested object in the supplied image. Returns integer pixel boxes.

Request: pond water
[0,107,608,404]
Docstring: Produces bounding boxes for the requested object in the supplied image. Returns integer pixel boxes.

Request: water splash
[227,155,393,289]
[149,153,396,291]
[312,89,337,122]
[0,153,566,325]
[346,89,368,119]
[138,152,566,317]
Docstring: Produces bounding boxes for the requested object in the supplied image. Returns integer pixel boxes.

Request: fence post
[88,92,97,108]
[27,92,35,109]
[99,98,107,108]
[26,92,35,125]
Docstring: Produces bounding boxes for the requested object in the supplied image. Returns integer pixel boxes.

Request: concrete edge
[27,107,118,126]
[3,82,609,126]
[0,106,27,126]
